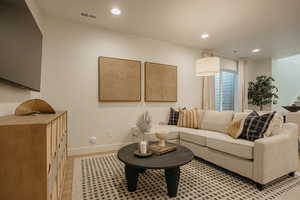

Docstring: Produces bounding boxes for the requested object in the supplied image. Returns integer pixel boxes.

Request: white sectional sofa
[148,110,299,190]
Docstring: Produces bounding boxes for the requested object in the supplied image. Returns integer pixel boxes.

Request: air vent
[81,12,96,19]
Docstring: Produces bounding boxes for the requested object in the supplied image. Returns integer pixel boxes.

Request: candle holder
[139,139,148,154]
[134,139,152,158]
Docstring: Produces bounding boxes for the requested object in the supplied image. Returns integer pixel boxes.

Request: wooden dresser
[0,111,68,200]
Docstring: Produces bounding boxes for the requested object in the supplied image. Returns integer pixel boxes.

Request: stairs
[292,96,300,106]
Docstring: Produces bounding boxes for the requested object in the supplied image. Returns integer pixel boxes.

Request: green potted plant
[248,76,279,111]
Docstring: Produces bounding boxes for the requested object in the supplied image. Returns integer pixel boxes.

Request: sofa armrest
[253,123,299,184]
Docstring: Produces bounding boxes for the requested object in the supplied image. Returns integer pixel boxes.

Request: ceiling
[36,0,300,59]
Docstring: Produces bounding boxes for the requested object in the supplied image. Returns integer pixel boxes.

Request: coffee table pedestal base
[125,165,139,192]
[165,167,180,197]
[125,165,180,197]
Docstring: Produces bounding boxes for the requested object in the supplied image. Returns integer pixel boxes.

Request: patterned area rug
[72,154,300,200]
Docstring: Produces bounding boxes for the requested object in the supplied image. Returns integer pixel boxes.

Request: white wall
[41,16,202,155]
[272,54,300,111]
[247,58,272,82]
[0,0,43,116]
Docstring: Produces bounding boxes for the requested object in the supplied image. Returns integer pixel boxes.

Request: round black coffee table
[117,143,194,197]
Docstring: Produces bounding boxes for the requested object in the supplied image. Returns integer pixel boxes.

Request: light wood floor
[61,153,300,200]
[62,151,117,200]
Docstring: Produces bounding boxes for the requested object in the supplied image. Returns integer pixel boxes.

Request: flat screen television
[0,0,43,91]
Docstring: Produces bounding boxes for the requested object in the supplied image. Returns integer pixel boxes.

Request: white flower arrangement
[136,111,152,137]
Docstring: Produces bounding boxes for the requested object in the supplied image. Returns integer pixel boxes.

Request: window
[215,71,236,111]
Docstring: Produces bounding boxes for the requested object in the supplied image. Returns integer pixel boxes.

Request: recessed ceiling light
[111,8,121,15]
[252,49,261,53]
[201,33,209,39]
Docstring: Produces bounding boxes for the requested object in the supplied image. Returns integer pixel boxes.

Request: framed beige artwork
[98,56,141,102]
[144,62,177,102]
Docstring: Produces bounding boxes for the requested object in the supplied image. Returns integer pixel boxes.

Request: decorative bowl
[155,132,168,147]
[155,132,168,140]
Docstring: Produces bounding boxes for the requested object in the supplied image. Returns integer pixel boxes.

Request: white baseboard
[69,142,132,156]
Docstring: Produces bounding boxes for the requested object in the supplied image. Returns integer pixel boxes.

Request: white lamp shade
[195,57,220,76]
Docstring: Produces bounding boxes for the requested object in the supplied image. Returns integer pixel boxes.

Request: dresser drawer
[51,119,58,158]
[47,124,52,174]
[57,163,63,199]
[62,113,67,136]
[57,117,62,147]
[51,178,58,200]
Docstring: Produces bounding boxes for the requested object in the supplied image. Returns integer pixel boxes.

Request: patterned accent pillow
[238,111,276,141]
[177,108,200,129]
[168,107,180,125]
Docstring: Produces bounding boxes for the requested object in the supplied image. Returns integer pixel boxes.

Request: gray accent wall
[0,0,43,116]
[0,0,42,91]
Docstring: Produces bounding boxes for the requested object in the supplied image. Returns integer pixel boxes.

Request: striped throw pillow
[177,108,200,129]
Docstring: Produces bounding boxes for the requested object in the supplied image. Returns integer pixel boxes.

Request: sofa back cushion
[233,112,250,121]
[201,110,234,133]
[197,109,205,128]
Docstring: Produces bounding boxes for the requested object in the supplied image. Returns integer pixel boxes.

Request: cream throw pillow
[227,119,245,138]
[264,114,283,136]
[177,108,200,129]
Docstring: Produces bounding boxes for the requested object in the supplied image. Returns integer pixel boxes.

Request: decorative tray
[150,143,177,155]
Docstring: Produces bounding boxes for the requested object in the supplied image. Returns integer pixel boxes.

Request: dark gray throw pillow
[238,111,276,141]
[168,107,179,125]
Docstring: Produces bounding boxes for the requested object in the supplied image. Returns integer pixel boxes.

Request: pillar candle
[140,140,147,154]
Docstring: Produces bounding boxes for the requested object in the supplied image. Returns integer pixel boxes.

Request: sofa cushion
[180,128,222,146]
[201,111,234,133]
[180,128,253,159]
[206,133,254,159]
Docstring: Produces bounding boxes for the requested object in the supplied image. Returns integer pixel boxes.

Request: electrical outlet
[89,136,97,144]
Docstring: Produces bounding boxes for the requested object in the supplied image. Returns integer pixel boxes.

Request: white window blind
[215,71,236,111]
